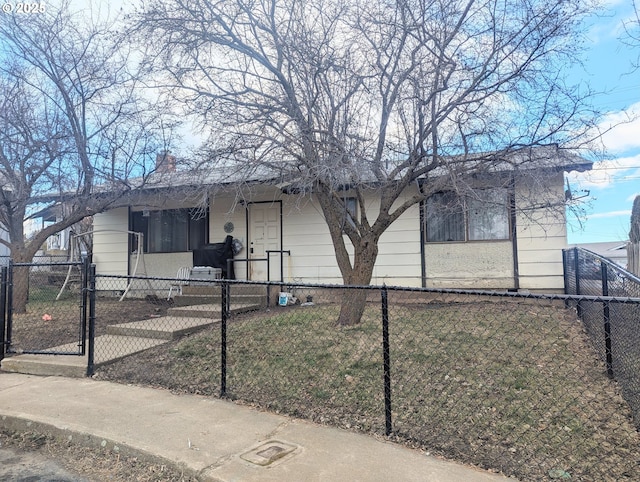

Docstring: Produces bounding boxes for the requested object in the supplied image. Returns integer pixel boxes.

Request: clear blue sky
[566,0,640,244]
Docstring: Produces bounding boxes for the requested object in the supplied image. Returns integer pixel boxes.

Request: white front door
[248,203,281,280]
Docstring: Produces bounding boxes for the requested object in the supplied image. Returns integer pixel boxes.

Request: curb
[0,414,205,481]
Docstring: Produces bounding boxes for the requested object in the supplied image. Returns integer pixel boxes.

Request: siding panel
[93,207,129,291]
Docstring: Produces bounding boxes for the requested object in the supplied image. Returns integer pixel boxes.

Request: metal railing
[563,247,640,426]
[0,259,88,358]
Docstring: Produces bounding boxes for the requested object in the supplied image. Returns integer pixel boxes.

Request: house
[569,241,629,268]
[0,226,9,264]
[25,203,89,262]
[91,149,591,293]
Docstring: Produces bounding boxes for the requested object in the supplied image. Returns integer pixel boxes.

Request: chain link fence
[564,247,640,430]
[1,261,87,355]
[0,255,70,267]
[86,273,640,481]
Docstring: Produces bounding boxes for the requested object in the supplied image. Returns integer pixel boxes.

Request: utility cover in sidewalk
[240,440,298,466]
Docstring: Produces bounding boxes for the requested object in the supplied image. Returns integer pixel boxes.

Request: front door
[248,202,281,280]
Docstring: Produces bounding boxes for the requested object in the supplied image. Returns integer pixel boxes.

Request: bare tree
[0,1,178,311]
[138,0,599,325]
[623,1,640,69]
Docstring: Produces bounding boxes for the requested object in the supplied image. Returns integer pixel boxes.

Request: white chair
[167,267,191,300]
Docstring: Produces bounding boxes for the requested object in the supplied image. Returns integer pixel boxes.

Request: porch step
[106,316,219,340]
[171,293,265,307]
[180,285,266,296]
[167,302,260,319]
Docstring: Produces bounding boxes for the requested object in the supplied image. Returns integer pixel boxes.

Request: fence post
[266,256,271,307]
[381,285,392,436]
[562,250,570,308]
[80,256,90,355]
[0,266,6,361]
[86,264,96,377]
[6,261,13,351]
[601,264,614,378]
[573,248,583,318]
[220,280,228,397]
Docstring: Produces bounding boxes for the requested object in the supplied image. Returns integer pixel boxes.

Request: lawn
[96,297,640,481]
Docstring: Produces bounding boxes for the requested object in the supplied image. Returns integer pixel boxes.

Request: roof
[25,144,593,208]
[132,144,592,192]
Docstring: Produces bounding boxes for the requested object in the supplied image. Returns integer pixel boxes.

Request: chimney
[156,152,176,173]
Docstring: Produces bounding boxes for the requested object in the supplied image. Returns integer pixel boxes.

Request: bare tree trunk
[337,289,368,327]
[11,265,29,315]
[336,239,378,326]
[10,247,40,314]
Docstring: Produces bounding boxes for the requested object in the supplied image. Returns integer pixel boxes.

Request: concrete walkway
[0,373,513,481]
[0,302,259,378]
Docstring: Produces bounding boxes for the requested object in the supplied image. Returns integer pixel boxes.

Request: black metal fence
[0,254,70,267]
[83,273,640,481]
[2,257,640,480]
[563,247,640,426]
[0,259,88,357]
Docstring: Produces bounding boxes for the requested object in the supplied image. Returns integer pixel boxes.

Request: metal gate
[1,258,89,357]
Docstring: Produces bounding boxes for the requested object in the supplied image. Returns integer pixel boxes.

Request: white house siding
[0,227,9,260]
[279,190,422,286]
[424,241,515,289]
[373,195,422,286]
[92,187,423,286]
[91,174,567,291]
[281,195,343,282]
[92,207,129,291]
[515,211,567,290]
[513,172,567,292]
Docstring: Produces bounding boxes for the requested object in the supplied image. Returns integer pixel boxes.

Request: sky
[565,0,640,244]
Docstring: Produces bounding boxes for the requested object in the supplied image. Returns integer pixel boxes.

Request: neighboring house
[0,226,9,263]
[26,204,73,257]
[92,150,591,293]
[569,242,629,267]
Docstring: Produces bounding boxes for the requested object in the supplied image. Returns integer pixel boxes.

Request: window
[131,208,208,253]
[425,191,465,242]
[425,189,510,242]
[343,197,357,231]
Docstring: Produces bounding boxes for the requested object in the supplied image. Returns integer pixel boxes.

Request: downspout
[510,176,520,291]
[418,181,427,288]
[279,200,284,282]
[244,201,249,280]
[127,206,132,276]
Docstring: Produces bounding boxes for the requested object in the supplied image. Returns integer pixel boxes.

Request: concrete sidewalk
[0,373,512,481]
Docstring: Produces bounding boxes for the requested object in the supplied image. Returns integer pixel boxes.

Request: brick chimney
[156,152,176,173]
